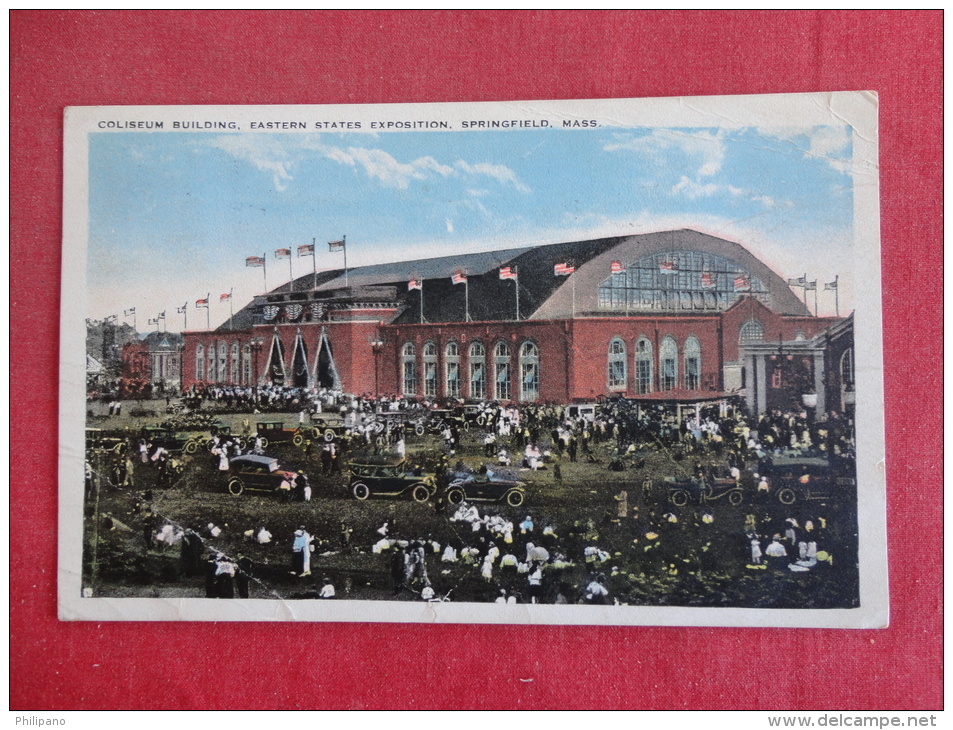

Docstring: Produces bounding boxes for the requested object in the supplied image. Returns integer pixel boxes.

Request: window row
[195,342,253,384]
[402,340,539,402]
[607,335,703,394]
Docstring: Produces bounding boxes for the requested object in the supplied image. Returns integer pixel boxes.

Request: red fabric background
[10,10,942,710]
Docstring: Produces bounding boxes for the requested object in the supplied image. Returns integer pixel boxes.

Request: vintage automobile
[299,416,350,444]
[85,428,128,456]
[445,467,527,507]
[226,454,307,497]
[254,421,306,448]
[348,458,436,502]
[139,426,205,455]
[664,475,744,506]
[759,455,854,504]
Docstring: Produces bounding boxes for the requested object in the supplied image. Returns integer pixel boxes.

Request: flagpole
[133,310,137,332]
[814,281,818,317]
[263,252,268,294]
[343,235,348,289]
[420,284,424,325]
[229,288,234,330]
[312,238,317,290]
[206,293,210,330]
[802,272,808,308]
[183,302,188,332]
[288,248,294,292]
[515,270,520,321]
[465,277,471,322]
[834,275,839,317]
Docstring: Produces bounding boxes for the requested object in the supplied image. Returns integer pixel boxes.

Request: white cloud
[605,129,726,178]
[208,136,294,191]
[455,160,531,193]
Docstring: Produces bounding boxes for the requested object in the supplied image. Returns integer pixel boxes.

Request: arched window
[230,342,240,383]
[635,337,653,395]
[469,342,486,400]
[840,348,854,390]
[217,342,228,383]
[739,320,764,345]
[242,344,251,385]
[423,342,437,398]
[684,336,701,390]
[402,343,416,395]
[207,342,216,381]
[520,341,540,402]
[196,344,205,382]
[608,338,627,390]
[445,342,461,398]
[494,341,511,401]
[660,337,678,391]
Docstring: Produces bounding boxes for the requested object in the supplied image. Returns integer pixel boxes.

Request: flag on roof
[804,280,817,291]
[787,276,806,287]
[298,243,315,257]
[246,256,265,267]
[610,260,626,274]
[275,248,291,259]
[408,278,422,291]
[659,259,678,273]
[148,318,158,325]
[554,262,574,276]
[196,296,209,308]
[451,270,467,285]
[733,275,750,292]
[328,239,345,252]
[157,311,166,319]
[177,303,187,314]
[124,307,136,316]
[700,272,715,288]
[220,292,232,301]
[824,279,838,291]
[499,266,517,280]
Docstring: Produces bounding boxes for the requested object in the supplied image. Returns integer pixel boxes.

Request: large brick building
[176,229,843,412]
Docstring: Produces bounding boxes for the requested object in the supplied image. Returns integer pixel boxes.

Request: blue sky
[88,124,854,328]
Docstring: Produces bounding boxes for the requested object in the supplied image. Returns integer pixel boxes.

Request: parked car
[139,426,204,455]
[664,476,744,506]
[348,457,435,502]
[254,421,305,448]
[445,467,527,507]
[759,455,854,504]
[85,428,128,456]
[226,454,307,497]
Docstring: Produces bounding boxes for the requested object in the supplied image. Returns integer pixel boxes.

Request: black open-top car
[445,467,526,507]
[348,457,435,502]
[226,454,306,497]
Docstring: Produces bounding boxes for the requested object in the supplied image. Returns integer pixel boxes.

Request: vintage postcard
[60,93,886,626]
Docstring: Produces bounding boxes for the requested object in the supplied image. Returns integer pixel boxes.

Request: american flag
[700,272,715,288]
[157,311,166,319]
[499,266,517,280]
[274,248,291,259]
[220,292,232,302]
[196,296,209,308]
[123,307,136,316]
[659,260,678,273]
[177,303,187,314]
[824,279,838,291]
[733,275,750,292]
[328,239,345,252]
[610,261,626,274]
[787,276,806,287]
[298,243,315,257]
[451,270,467,285]
[408,278,422,291]
[554,262,574,276]
[245,256,265,267]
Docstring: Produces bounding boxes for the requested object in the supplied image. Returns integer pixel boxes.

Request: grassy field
[82,403,859,608]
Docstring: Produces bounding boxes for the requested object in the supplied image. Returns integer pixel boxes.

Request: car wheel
[506,490,525,507]
[292,433,305,447]
[447,488,465,505]
[414,424,425,437]
[670,490,690,507]
[324,429,336,442]
[411,484,430,503]
[777,488,796,505]
[352,483,371,500]
[728,490,744,506]
[476,415,486,426]
[228,478,244,496]
[184,441,199,455]
[259,437,268,449]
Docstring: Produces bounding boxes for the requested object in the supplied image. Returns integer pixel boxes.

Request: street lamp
[371,338,384,399]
